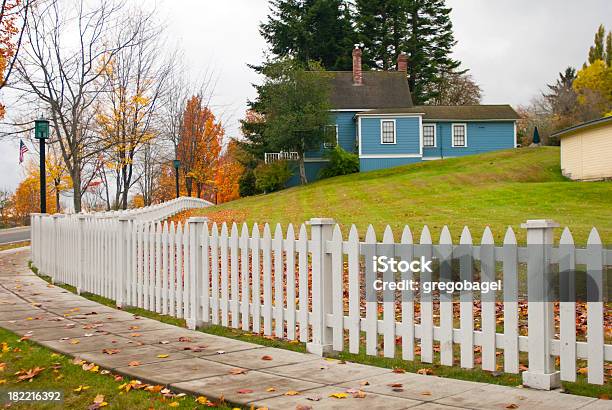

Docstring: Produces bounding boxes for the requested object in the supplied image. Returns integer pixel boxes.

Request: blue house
[274,47,519,184]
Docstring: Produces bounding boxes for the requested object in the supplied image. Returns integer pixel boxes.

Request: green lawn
[0,327,233,409]
[196,147,612,244]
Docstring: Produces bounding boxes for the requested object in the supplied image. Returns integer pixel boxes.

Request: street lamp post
[173,159,180,199]
[34,119,50,213]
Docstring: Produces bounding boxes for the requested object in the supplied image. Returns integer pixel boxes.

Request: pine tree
[260,0,356,70]
[606,32,612,67]
[355,0,462,104]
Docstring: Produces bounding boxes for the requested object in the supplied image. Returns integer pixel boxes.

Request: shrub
[238,169,258,197]
[320,146,359,178]
[254,161,293,193]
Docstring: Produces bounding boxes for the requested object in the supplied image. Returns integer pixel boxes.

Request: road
[0,226,30,244]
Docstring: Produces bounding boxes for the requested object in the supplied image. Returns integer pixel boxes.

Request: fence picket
[439,225,453,366]
[251,224,261,333]
[202,223,211,325]
[240,223,250,331]
[419,225,433,363]
[273,224,284,337]
[211,223,220,325]
[331,224,344,351]
[285,224,296,340]
[161,222,169,315]
[398,226,414,361]
[347,225,360,354]
[480,226,496,371]
[168,222,176,316]
[262,223,273,335]
[143,222,151,311]
[297,224,308,342]
[382,225,396,358]
[459,226,474,368]
[503,227,519,374]
[586,228,604,385]
[559,227,576,381]
[364,225,377,356]
[220,223,229,326]
[155,222,162,313]
[230,223,240,328]
[175,223,184,319]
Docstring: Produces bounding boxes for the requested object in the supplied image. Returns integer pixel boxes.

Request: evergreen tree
[355,0,462,104]
[544,67,577,118]
[260,0,356,70]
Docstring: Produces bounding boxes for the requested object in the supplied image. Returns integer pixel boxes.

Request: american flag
[19,140,28,164]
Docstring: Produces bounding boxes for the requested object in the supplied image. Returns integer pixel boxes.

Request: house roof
[358,105,520,120]
[551,116,612,138]
[328,71,413,109]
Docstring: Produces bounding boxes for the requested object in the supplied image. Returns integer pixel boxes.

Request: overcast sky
[1,0,611,191]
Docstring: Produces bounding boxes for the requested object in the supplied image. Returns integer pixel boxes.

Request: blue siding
[360,116,420,155]
[360,157,421,172]
[286,161,329,187]
[305,111,358,159]
[422,121,515,158]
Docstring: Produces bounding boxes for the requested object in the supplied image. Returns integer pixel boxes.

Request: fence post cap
[187,217,208,223]
[118,215,134,221]
[307,218,336,226]
[520,219,559,229]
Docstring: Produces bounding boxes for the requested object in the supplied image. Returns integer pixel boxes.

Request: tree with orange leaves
[0,0,31,119]
[214,140,244,203]
[11,160,56,224]
[177,95,222,198]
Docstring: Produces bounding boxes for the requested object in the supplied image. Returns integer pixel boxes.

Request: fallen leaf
[195,396,208,404]
[306,395,321,401]
[16,367,45,382]
[598,394,609,400]
[353,390,367,398]
[229,368,247,375]
[417,368,433,375]
[577,368,588,375]
[74,385,90,393]
[392,368,406,374]
[329,392,348,399]
[102,349,120,355]
[130,333,141,338]
[266,387,276,392]
[285,390,300,396]
[506,405,519,409]
[237,389,253,394]
[159,340,170,345]
[178,336,192,343]
[421,391,432,396]
[70,339,80,345]
[128,361,140,367]
[296,405,313,410]
[261,355,273,361]
[388,383,403,388]
[168,402,179,407]
[156,354,169,358]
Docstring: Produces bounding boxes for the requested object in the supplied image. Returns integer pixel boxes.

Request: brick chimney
[352,46,363,86]
[397,52,408,73]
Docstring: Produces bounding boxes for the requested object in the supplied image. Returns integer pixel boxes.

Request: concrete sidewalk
[0,249,607,410]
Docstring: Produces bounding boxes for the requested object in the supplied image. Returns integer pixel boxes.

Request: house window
[323,125,338,149]
[452,123,467,147]
[423,124,436,147]
[381,120,396,144]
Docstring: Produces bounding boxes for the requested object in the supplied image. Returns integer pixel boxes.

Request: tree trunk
[298,157,308,185]
[196,182,202,198]
[185,176,193,197]
[54,182,61,213]
[71,171,82,213]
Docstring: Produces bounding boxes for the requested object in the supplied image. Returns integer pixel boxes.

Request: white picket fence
[89,196,213,222]
[30,213,610,390]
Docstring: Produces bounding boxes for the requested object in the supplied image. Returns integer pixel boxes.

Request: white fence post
[187,217,207,330]
[521,219,561,390]
[116,215,132,308]
[306,217,335,356]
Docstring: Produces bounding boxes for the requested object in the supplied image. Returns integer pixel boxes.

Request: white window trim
[451,123,468,147]
[380,119,396,145]
[422,123,437,148]
[323,124,338,149]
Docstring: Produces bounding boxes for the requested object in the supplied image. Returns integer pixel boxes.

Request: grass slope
[199,147,612,244]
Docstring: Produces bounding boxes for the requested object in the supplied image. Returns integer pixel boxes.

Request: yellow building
[553,116,612,181]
